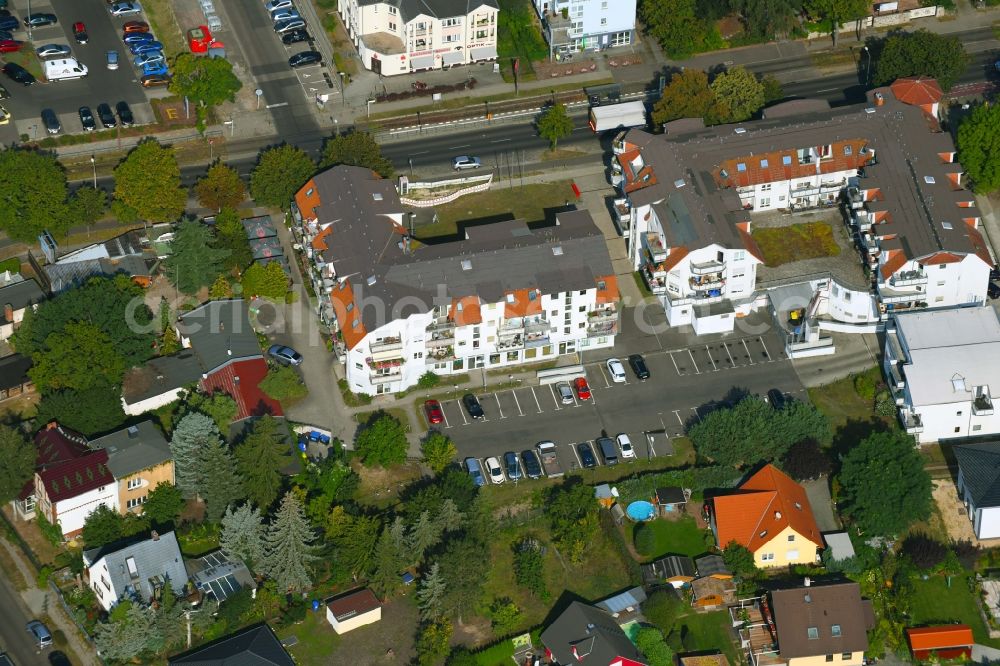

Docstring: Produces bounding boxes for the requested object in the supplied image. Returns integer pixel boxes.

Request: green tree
[29,321,126,393]
[730,0,802,39]
[0,148,70,241]
[415,620,453,666]
[439,534,488,622]
[356,412,409,467]
[408,510,443,563]
[262,491,318,593]
[195,161,245,212]
[652,69,727,126]
[417,561,446,621]
[420,432,456,474]
[143,482,185,527]
[34,380,127,437]
[209,274,233,299]
[711,66,766,122]
[219,502,265,567]
[93,602,161,662]
[640,0,708,60]
[320,131,394,177]
[370,526,407,598]
[0,425,35,505]
[489,598,523,637]
[68,185,108,227]
[723,541,762,594]
[169,53,242,108]
[330,513,381,577]
[633,522,660,557]
[159,299,181,355]
[839,430,931,536]
[958,103,1000,194]
[635,627,674,666]
[781,439,832,481]
[234,416,290,511]
[512,537,548,599]
[201,438,246,522]
[164,219,230,295]
[170,412,222,498]
[249,145,315,210]
[82,504,125,548]
[544,480,599,565]
[761,74,784,103]
[259,364,308,404]
[805,0,868,46]
[642,589,683,634]
[873,30,969,92]
[446,648,479,666]
[185,390,238,433]
[213,208,253,273]
[113,140,188,222]
[241,262,288,301]
[536,103,574,150]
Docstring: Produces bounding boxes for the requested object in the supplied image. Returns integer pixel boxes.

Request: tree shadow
[828,417,893,472]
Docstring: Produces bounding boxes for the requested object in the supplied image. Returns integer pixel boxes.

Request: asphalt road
[0,573,50,666]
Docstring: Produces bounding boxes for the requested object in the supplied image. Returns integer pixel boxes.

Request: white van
[44,58,88,81]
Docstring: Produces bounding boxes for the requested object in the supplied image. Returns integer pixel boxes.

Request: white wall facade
[957,467,1000,540]
[37,480,118,537]
[533,0,636,50]
[326,606,382,634]
[814,279,880,324]
[121,388,185,417]
[878,255,989,317]
[737,166,858,212]
[89,557,122,611]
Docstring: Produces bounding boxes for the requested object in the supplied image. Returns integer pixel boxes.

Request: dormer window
[760,159,769,168]
[736,163,747,172]
[782,155,792,165]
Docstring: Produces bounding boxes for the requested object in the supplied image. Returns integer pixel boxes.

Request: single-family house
[88,421,174,516]
[0,277,45,341]
[905,625,974,661]
[711,464,822,568]
[540,601,647,665]
[641,555,696,587]
[83,530,188,611]
[43,231,157,293]
[169,623,295,665]
[34,444,117,539]
[325,588,382,634]
[953,441,1000,539]
[0,353,33,402]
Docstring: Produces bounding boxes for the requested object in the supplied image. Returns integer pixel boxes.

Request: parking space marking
[494,392,506,419]
[568,443,583,468]
[673,410,684,427]
[511,390,524,416]
[723,342,736,367]
[646,432,658,457]
[455,401,469,426]
[687,349,701,374]
[741,338,756,365]
[690,407,702,422]
[590,389,598,405]
[548,384,562,410]
[596,363,612,388]
[530,386,543,413]
[759,336,773,361]
[668,351,682,376]
[441,408,452,429]
[705,345,718,371]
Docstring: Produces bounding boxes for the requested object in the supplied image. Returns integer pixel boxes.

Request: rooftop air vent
[461,259,472,271]
[552,246,564,256]
[127,425,139,439]
[366,275,377,286]
[924,176,936,184]
[674,178,686,189]
[734,127,747,134]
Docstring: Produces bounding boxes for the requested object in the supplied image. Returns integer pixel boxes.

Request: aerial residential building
[540,600,647,665]
[293,166,619,396]
[40,230,157,293]
[532,0,637,56]
[337,0,499,76]
[905,625,974,662]
[883,306,1000,443]
[325,588,383,634]
[953,441,1000,540]
[169,624,295,666]
[88,421,175,516]
[0,277,45,342]
[83,530,188,612]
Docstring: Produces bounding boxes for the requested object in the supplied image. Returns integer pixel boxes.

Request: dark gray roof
[44,256,155,293]
[249,237,283,260]
[0,353,32,391]
[186,550,255,602]
[103,231,146,258]
[954,442,1000,509]
[83,531,187,607]
[242,216,277,240]
[0,279,45,321]
[642,555,696,583]
[88,420,171,479]
[695,554,730,577]
[596,586,648,614]
[655,487,686,504]
[771,582,870,660]
[169,624,294,666]
[122,351,204,403]
[359,0,497,22]
[540,601,644,665]
[176,300,262,373]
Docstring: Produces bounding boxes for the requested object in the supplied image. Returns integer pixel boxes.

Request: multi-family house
[532,0,637,56]
[883,306,1000,443]
[293,166,619,396]
[337,0,498,76]
[83,530,188,611]
[88,421,175,515]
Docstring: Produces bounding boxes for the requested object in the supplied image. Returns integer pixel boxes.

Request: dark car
[123,31,153,44]
[462,393,484,420]
[3,62,34,85]
[78,106,96,131]
[989,282,1000,300]
[288,50,322,68]
[628,353,650,380]
[131,41,163,55]
[577,441,597,468]
[73,21,88,43]
[0,82,9,99]
[267,344,303,366]
[0,30,11,41]
[116,100,134,126]
[503,451,521,480]
[767,388,787,410]
[96,103,116,128]
[0,15,17,31]
[23,13,57,28]
[521,450,542,479]
[48,651,72,666]
[281,28,310,45]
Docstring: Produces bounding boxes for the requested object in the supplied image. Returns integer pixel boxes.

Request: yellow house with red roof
[710,464,822,568]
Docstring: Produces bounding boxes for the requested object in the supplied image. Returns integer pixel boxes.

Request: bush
[37,565,53,588]
[418,371,441,389]
[633,522,658,556]
[854,374,877,400]
[902,533,949,570]
[781,440,832,481]
[875,390,896,416]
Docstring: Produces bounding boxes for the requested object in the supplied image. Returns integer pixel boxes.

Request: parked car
[607,357,627,383]
[48,651,72,666]
[270,8,300,23]
[464,457,485,488]
[616,433,635,459]
[106,49,119,69]
[573,376,591,401]
[990,282,1000,300]
[26,620,52,649]
[0,39,22,53]
[133,51,163,66]
[577,441,597,468]
[628,353,650,380]
[556,381,574,405]
[122,20,149,32]
[123,31,153,44]
[766,388,787,410]
[0,106,10,124]
[485,456,504,484]
[503,451,522,480]
[23,13,57,28]
[131,41,163,55]
[110,2,143,17]
[41,108,60,134]
[78,106,96,131]
[521,450,542,479]
[116,100,134,126]
[423,399,443,425]
[3,62,34,85]
[265,0,294,10]
[288,50,321,68]
[96,102,116,128]
[73,21,88,43]
[36,43,72,58]
[267,344,303,366]
[0,30,12,41]
[273,18,305,33]
[0,15,16,31]
[462,393,484,420]
[281,28,310,45]
[452,155,481,170]
[596,436,618,466]
[141,61,169,77]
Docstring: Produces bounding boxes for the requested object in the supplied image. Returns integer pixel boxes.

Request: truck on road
[588,100,646,133]
[536,441,565,478]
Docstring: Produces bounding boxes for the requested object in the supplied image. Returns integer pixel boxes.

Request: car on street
[78,106,96,131]
[122,20,149,32]
[485,456,504,484]
[521,450,542,479]
[0,84,8,99]
[288,50,321,68]
[73,21,88,43]
[110,2,143,17]
[628,353,650,380]
[616,433,635,459]
[36,43,72,58]
[990,282,1000,300]
[142,62,169,77]
[452,155,481,170]
[4,63,34,85]
[0,106,10,124]
[281,28,310,45]
[464,457,485,487]
[462,393,484,420]
[267,344,303,366]
[0,16,16,31]
[48,651,72,666]
[503,451,522,480]
[577,441,597,468]
[26,620,52,649]
[265,0,294,10]
[270,8,301,23]
[123,31,153,44]
[423,399,443,425]
[41,108,60,134]
[23,13,57,28]
[116,100,134,126]
[133,51,163,66]
[131,41,163,55]
[766,388,787,410]
[0,39,22,53]
[556,381,574,405]
[273,18,306,33]
[607,358,627,383]
[573,376,591,401]
[96,102,116,128]
[106,49,119,69]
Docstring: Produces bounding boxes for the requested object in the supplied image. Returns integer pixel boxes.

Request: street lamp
[90,155,96,188]
[338,72,346,107]
[862,46,872,87]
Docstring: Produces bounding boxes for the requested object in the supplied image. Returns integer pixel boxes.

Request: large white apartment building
[884,306,1000,443]
[338,0,498,76]
[292,166,619,395]
[532,0,636,55]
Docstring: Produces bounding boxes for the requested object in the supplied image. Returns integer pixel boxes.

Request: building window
[957,410,963,416]
[842,654,852,661]
[389,22,396,31]
[760,159,769,168]
[825,656,834,663]
[389,5,396,13]
[783,155,792,165]
[126,496,147,509]
[760,198,770,207]
[127,477,142,490]
[579,306,586,312]
[974,425,983,431]
[737,163,746,172]
[787,534,795,542]
[844,145,853,156]
[831,625,842,637]
[760,183,771,191]
[808,627,820,640]
[761,552,774,561]
[955,427,961,433]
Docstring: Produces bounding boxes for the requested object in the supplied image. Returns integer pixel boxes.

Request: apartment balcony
[426,330,455,349]
[642,267,667,295]
[644,232,667,262]
[587,322,618,337]
[370,338,403,362]
[845,186,864,210]
[498,335,524,351]
[525,332,550,348]
[587,307,617,323]
[974,394,995,416]
[791,179,847,198]
[884,329,905,364]
[426,346,455,362]
[852,210,873,231]
[886,361,905,390]
[736,186,754,196]
[890,270,927,288]
[427,317,456,333]
[525,317,550,333]
[880,290,924,305]
[690,274,725,291]
[901,411,923,434]
[613,198,632,238]
[370,368,402,383]
[732,604,783,666]
[690,259,726,276]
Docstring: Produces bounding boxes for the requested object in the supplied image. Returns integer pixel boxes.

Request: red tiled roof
[880,249,908,281]
[736,223,765,263]
[906,625,973,652]
[38,450,112,503]
[891,77,943,107]
[200,358,284,422]
[451,296,482,326]
[921,252,962,265]
[716,139,869,189]
[33,423,89,468]
[327,588,381,621]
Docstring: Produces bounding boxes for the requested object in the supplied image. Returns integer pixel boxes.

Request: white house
[953,442,1000,540]
[83,530,188,611]
[0,277,45,342]
[34,448,118,538]
[326,588,382,634]
[337,0,498,76]
[293,166,619,396]
[883,306,1000,443]
[532,0,637,55]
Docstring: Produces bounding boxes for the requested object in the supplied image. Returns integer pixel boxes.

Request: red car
[122,20,149,33]
[424,399,444,425]
[72,21,88,43]
[0,40,22,53]
[574,377,591,401]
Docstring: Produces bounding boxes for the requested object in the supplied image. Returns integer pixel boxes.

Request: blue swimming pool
[626,500,656,521]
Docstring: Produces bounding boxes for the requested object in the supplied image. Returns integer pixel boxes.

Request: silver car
[26,620,52,649]
[452,155,481,170]
[106,50,119,70]
[556,381,574,405]
[36,43,72,59]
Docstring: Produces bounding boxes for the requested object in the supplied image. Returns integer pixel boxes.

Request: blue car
[130,40,162,55]
[122,31,153,44]
[464,458,485,488]
[133,51,163,67]
[503,451,522,481]
[141,62,168,77]
[0,15,17,31]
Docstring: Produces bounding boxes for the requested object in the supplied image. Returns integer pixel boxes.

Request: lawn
[627,516,710,561]
[280,606,342,664]
[497,0,549,81]
[140,0,186,59]
[807,366,886,431]
[752,221,840,267]
[415,181,578,239]
[675,610,740,664]
[909,573,1000,647]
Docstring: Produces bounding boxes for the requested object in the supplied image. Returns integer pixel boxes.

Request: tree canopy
[420,432,457,474]
[34,380,127,437]
[259,364,308,404]
[169,53,242,108]
[113,140,188,223]
[262,491,318,593]
[250,145,315,210]
[194,161,246,211]
[805,0,868,46]
[0,425,35,505]
[29,321,126,393]
[143,482,185,528]
[356,412,409,467]
[711,66,765,123]
[0,148,71,241]
[652,69,728,126]
[68,185,108,228]
[212,208,253,274]
[873,30,969,92]
[957,103,1000,194]
[164,219,230,295]
[544,479,599,564]
[731,0,802,40]
[536,103,574,150]
[320,131,394,177]
[241,262,288,301]
[234,416,291,511]
[640,0,715,60]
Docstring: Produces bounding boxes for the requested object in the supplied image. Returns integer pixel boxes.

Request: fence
[400,174,494,207]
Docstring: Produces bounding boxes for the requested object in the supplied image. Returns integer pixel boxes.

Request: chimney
[151,530,159,541]
[3,303,11,322]
[46,421,58,430]
[234,376,240,384]
[774,511,782,519]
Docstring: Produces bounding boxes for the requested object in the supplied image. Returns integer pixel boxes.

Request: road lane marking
[669,352,681,375]
[511,389,523,416]
[448,144,470,149]
[490,138,512,142]
[706,345,718,371]
[549,383,562,410]
[759,336,773,361]
[724,343,736,367]
[687,349,701,374]
[742,338,756,365]
[495,392,506,419]
[530,386,543,413]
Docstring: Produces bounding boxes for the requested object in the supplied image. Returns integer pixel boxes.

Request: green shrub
[854,373,877,401]
[634,522,658,556]
[0,257,20,274]
[36,565,53,588]
[875,390,896,416]
[418,371,441,389]
[36,511,63,547]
